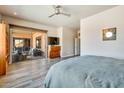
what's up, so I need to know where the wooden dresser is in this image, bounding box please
[48,45,61,59]
[0,21,9,75]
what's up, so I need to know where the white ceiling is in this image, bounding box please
[0,5,116,30]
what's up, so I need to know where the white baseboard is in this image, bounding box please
[61,54,75,58]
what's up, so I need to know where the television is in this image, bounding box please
[48,37,59,45]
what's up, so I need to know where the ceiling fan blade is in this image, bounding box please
[61,13,71,17]
[48,13,56,18]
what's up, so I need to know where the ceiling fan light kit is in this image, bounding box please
[49,5,71,18]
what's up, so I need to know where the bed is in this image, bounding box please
[44,55,124,88]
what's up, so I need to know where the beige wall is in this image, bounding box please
[12,32,32,39]
[80,6,124,59]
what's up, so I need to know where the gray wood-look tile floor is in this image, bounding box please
[0,58,62,88]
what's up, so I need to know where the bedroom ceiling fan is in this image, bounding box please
[48,5,71,18]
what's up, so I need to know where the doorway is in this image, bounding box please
[9,25,47,63]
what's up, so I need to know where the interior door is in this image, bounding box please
[0,22,9,75]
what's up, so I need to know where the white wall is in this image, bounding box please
[80,6,124,59]
[57,27,63,56]
[3,16,58,37]
[58,27,77,57]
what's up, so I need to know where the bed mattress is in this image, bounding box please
[44,55,124,88]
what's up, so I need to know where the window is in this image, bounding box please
[15,39,24,47]
[13,38,30,48]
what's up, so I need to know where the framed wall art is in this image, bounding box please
[102,27,116,41]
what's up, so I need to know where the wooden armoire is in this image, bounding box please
[48,45,61,59]
[0,21,9,75]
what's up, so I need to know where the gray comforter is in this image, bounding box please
[44,55,124,88]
